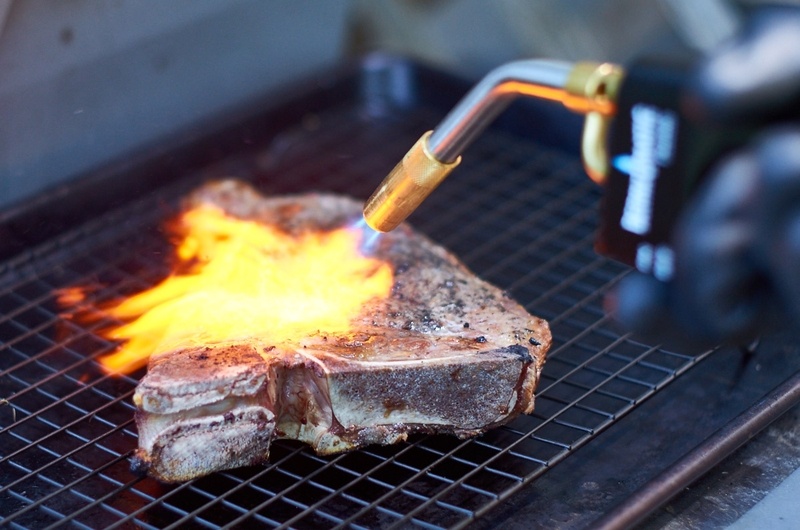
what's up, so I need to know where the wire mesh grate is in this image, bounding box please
[0,93,712,529]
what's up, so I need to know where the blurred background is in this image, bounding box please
[0,0,762,210]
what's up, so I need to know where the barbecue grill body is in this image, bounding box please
[1,55,799,529]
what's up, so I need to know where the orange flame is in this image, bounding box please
[63,204,393,374]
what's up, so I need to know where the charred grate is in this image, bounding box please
[0,77,713,528]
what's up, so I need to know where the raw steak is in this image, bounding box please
[131,180,550,482]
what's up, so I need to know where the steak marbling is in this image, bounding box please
[132,180,550,482]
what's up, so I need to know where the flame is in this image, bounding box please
[63,204,393,374]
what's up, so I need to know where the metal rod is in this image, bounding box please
[427,59,573,163]
[592,369,800,530]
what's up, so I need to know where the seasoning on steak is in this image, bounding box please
[131,180,550,482]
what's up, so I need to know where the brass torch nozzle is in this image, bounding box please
[362,59,625,233]
[363,131,461,232]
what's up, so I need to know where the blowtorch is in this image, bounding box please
[362,57,748,282]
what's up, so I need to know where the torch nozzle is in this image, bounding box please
[363,60,624,232]
[363,131,460,232]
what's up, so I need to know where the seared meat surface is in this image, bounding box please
[132,180,550,482]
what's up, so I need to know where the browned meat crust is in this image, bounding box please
[132,180,550,482]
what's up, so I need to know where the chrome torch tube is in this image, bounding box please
[363,59,623,232]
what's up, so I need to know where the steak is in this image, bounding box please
[132,180,550,482]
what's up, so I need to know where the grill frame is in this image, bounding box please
[2,54,800,529]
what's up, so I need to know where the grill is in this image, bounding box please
[2,55,800,529]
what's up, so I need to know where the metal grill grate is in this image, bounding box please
[0,65,716,529]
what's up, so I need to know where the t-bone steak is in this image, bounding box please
[131,180,550,482]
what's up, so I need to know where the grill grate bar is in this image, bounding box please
[0,233,170,389]
[538,328,638,396]
[0,367,137,461]
[1,315,71,362]
[9,502,94,530]
[261,437,463,530]
[0,181,173,285]
[0,318,112,378]
[0,289,55,328]
[103,476,205,530]
[107,480,236,530]
[156,443,326,529]
[269,495,348,530]
[33,461,142,530]
[433,163,582,247]
[2,445,136,528]
[513,243,616,325]
[0,413,135,499]
[456,174,595,266]
[385,342,706,530]
[539,378,634,411]
[0,341,121,435]
[332,441,485,528]
[466,364,718,527]
[476,209,597,286]
[215,447,419,530]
